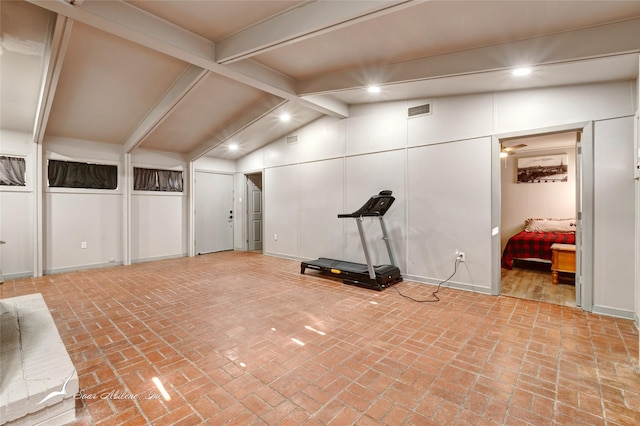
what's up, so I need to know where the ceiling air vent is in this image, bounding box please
[408,103,431,118]
[286,135,298,144]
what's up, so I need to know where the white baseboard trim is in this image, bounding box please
[591,304,635,320]
[401,274,493,295]
[0,271,34,282]
[131,253,186,264]
[263,251,303,262]
[43,261,122,276]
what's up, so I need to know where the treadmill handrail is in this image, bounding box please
[337,190,395,218]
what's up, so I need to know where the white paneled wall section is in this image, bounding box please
[238,81,637,318]
[131,149,188,263]
[0,130,36,279]
[264,164,300,258]
[592,117,635,317]
[406,138,493,292]
[298,158,345,262]
[44,137,123,274]
[0,81,637,321]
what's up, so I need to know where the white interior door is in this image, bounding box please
[195,172,233,254]
[246,174,263,251]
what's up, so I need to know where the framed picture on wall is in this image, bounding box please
[517,154,568,183]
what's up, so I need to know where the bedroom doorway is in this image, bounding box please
[497,130,582,307]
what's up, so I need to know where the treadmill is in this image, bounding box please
[300,190,402,291]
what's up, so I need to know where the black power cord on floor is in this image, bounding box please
[394,258,460,302]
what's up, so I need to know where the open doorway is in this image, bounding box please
[245,173,263,252]
[498,131,580,306]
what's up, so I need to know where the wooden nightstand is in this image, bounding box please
[551,243,576,284]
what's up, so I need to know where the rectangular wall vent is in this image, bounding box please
[286,135,298,144]
[408,103,431,117]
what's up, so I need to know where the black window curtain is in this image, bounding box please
[133,167,183,192]
[0,156,26,186]
[48,160,117,189]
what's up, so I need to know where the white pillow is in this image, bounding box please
[525,218,576,233]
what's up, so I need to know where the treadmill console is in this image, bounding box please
[338,190,395,218]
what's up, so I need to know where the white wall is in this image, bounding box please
[45,191,121,272]
[407,138,493,291]
[264,165,299,258]
[264,116,345,168]
[299,158,345,261]
[593,117,635,317]
[494,82,632,132]
[193,156,236,173]
[131,149,188,262]
[40,142,199,271]
[408,94,494,146]
[236,148,264,173]
[0,130,35,279]
[346,101,407,155]
[44,137,123,273]
[2,80,637,321]
[238,80,637,314]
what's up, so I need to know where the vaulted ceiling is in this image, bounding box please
[2,0,640,161]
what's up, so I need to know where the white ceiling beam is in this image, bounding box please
[33,14,73,144]
[299,94,347,118]
[31,13,73,279]
[74,0,215,62]
[188,96,286,162]
[299,94,349,118]
[26,0,349,118]
[224,59,348,117]
[298,18,640,95]
[216,0,415,64]
[123,65,209,153]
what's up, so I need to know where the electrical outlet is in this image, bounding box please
[456,250,465,262]
[81,242,87,249]
[274,234,278,241]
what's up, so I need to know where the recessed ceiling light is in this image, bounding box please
[512,67,532,76]
[228,143,239,151]
[367,85,381,94]
[279,112,291,122]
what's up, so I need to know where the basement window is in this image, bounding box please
[48,160,118,189]
[133,167,183,192]
[0,156,26,186]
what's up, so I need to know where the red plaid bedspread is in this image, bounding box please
[501,231,575,269]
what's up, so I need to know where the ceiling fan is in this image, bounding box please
[500,143,527,157]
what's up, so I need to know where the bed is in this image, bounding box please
[501,218,576,270]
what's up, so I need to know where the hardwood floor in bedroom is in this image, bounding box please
[500,260,576,307]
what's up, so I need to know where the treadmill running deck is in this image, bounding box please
[301,257,402,291]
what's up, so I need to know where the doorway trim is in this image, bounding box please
[491,121,593,312]
[244,172,264,252]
